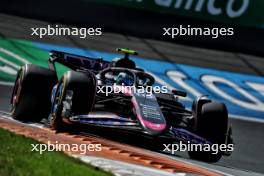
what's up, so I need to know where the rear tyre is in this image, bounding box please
[50,71,96,132]
[11,64,57,122]
[188,102,228,162]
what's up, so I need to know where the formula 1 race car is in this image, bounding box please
[10,48,233,162]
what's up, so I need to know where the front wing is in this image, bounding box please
[64,112,213,146]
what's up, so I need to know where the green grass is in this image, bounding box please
[0,128,113,176]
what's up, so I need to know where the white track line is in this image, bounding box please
[0,81,14,86]
[75,155,187,176]
[0,56,20,69]
[0,47,30,64]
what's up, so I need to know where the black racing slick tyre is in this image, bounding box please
[11,64,57,122]
[50,71,96,132]
[188,102,228,163]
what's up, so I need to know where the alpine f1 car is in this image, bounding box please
[10,48,233,162]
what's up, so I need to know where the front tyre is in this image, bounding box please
[50,71,96,132]
[188,102,228,162]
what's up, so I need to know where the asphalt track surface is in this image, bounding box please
[0,14,264,174]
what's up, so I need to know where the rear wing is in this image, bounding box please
[48,50,110,73]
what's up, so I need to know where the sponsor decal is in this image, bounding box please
[131,0,250,18]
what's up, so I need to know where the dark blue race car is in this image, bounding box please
[10,48,233,162]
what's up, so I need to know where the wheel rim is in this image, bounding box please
[50,82,64,129]
[12,78,20,105]
[11,70,22,112]
[52,83,63,114]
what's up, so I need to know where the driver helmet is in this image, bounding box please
[111,57,136,69]
[115,72,134,86]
